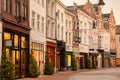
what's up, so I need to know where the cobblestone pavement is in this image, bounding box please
[17,67,120,80]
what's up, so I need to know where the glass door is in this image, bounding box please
[12,50,20,78]
[12,50,26,78]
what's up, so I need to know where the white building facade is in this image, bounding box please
[98,30,110,68]
[77,9,97,69]
[30,0,46,75]
[56,0,66,71]
[65,9,74,70]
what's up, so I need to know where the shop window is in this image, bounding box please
[67,55,71,67]
[4,32,11,40]
[21,36,27,48]
[6,48,11,58]
[32,42,44,66]
[14,34,18,47]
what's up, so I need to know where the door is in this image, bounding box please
[12,50,26,78]
[80,57,84,69]
[58,54,60,71]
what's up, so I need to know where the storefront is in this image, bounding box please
[97,49,104,68]
[110,52,116,67]
[47,41,56,71]
[89,53,97,68]
[104,52,110,67]
[3,31,29,78]
[80,53,88,69]
[31,42,44,75]
[56,41,66,71]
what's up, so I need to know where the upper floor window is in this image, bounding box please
[69,33,72,44]
[57,10,60,20]
[61,13,63,22]
[22,0,28,20]
[31,11,36,28]
[42,0,44,7]
[4,0,12,14]
[47,0,50,15]
[37,0,40,4]
[61,26,63,40]
[51,2,55,17]
[51,23,54,37]
[37,14,40,31]
[41,17,45,33]
[58,24,60,39]
[66,19,68,28]
[14,0,20,17]
[69,21,71,29]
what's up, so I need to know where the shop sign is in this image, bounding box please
[5,40,12,47]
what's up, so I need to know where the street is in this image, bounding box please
[20,67,120,80]
[69,68,120,80]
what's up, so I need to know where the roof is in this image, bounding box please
[67,4,98,13]
[102,13,110,21]
[67,6,74,13]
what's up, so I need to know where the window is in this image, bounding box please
[51,23,54,37]
[4,0,11,14]
[31,11,35,28]
[22,0,28,20]
[41,0,44,7]
[58,24,60,39]
[32,42,44,66]
[37,14,40,31]
[86,9,91,14]
[61,26,63,40]
[47,21,50,36]
[51,2,55,17]
[69,33,71,44]
[69,21,71,29]
[14,34,18,47]
[21,36,27,48]
[47,0,50,15]
[37,0,40,4]
[66,19,68,28]
[66,32,68,43]
[14,0,20,17]
[4,32,11,40]
[61,13,63,22]
[57,10,60,20]
[41,17,44,33]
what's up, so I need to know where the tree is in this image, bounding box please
[44,52,54,75]
[28,50,40,77]
[1,47,15,80]
[71,55,77,71]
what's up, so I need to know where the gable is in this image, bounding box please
[82,2,97,19]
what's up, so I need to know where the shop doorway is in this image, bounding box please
[80,57,84,69]
[12,50,26,78]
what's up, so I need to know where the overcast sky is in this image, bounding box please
[60,0,120,25]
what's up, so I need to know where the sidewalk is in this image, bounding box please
[17,68,113,80]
